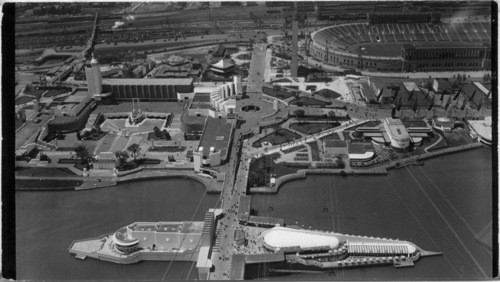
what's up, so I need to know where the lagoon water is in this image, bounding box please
[16,179,219,280]
[250,147,493,280]
[16,148,493,280]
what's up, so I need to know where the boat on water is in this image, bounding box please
[413,161,424,166]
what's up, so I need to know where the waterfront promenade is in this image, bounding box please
[15,168,224,193]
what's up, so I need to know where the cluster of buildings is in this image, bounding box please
[356,77,491,111]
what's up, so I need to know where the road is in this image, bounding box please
[209,43,271,280]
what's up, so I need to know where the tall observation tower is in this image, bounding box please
[291,20,298,78]
[85,54,102,97]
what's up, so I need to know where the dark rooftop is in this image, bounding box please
[230,254,246,280]
[198,117,233,158]
[192,93,211,103]
[237,195,251,222]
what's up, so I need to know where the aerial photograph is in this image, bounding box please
[10,1,495,281]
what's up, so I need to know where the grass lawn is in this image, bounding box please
[44,89,71,97]
[15,119,25,131]
[290,96,330,107]
[16,179,83,189]
[290,122,340,135]
[320,132,341,141]
[315,88,342,99]
[348,120,381,130]
[15,167,77,177]
[24,89,46,97]
[252,129,301,148]
[443,128,473,147]
[15,96,36,105]
[149,146,186,152]
[307,141,321,161]
[426,132,449,152]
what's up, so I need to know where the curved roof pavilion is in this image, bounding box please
[261,227,340,250]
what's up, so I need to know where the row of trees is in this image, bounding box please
[293,109,343,120]
[73,143,142,168]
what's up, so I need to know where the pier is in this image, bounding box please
[66,43,449,280]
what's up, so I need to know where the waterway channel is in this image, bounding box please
[16,147,493,280]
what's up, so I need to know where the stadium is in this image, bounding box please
[309,13,491,72]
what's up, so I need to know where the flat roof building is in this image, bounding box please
[102,78,194,101]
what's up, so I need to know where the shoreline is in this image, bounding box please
[249,143,486,194]
[15,143,486,193]
[15,168,224,193]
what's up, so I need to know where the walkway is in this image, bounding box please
[243,119,366,158]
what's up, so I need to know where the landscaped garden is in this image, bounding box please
[147,126,172,141]
[148,146,186,152]
[15,167,77,177]
[43,88,71,97]
[290,122,340,135]
[262,85,296,100]
[315,88,342,99]
[247,153,299,188]
[16,179,83,189]
[23,86,47,98]
[307,141,321,161]
[443,128,473,147]
[15,96,37,105]
[320,132,342,141]
[426,132,449,152]
[252,128,301,148]
[235,53,252,60]
[290,96,331,107]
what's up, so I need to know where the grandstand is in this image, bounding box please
[310,13,491,72]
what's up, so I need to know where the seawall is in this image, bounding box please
[248,143,484,194]
[249,167,387,194]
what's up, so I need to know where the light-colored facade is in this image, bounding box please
[112,221,204,252]
[383,118,411,149]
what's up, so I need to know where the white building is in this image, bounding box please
[383,118,410,149]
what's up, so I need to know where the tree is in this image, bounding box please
[74,145,92,165]
[294,109,305,118]
[153,126,162,139]
[163,129,171,140]
[424,80,433,90]
[115,151,129,167]
[328,111,336,120]
[127,143,141,161]
[39,153,51,163]
[483,73,491,83]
